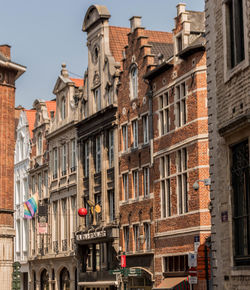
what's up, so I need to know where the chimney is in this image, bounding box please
[177,3,186,16]
[0,45,11,59]
[130,16,142,32]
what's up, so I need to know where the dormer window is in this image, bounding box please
[130,66,138,100]
[61,96,66,120]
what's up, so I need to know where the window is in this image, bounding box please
[44,171,48,197]
[37,133,42,155]
[164,255,188,273]
[142,114,149,144]
[143,167,150,197]
[61,199,67,241]
[62,144,67,176]
[61,97,66,120]
[94,193,101,223]
[94,87,101,112]
[71,197,76,235]
[109,130,114,168]
[53,148,58,179]
[84,142,89,177]
[225,0,245,69]
[161,155,171,217]
[107,86,112,105]
[38,173,42,198]
[132,170,139,199]
[176,83,187,127]
[32,176,36,194]
[108,190,115,222]
[124,226,130,252]
[23,219,28,252]
[144,223,150,250]
[132,120,138,148]
[177,35,182,53]
[123,173,129,201]
[23,178,28,201]
[19,135,24,160]
[71,139,76,172]
[122,124,128,152]
[95,136,101,173]
[130,66,138,99]
[159,92,170,135]
[16,180,20,205]
[176,148,188,214]
[231,140,250,265]
[53,202,58,241]
[133,224,140,251]
[16,219,20,252]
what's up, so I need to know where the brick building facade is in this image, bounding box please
[206,0,250,288]
[0,45,26,289]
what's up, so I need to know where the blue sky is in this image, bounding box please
[0,0,204,109]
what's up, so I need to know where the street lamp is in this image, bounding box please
[193,178,211,191]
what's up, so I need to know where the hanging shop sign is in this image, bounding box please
[76,230,106,241]
[38,222,48,234]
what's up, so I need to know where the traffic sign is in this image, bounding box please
[109,269,123,275]
[188,253,197,267]
[124,268,141,277]
[188,267,197,277]
[189,276,198,284]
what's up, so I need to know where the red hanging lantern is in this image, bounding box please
[78,208,88,217]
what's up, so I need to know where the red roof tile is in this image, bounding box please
[24,110,36,138]
[109,26,173,67]
[70,78,84,87]
[45,101,56,119]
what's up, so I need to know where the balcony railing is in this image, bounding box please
[53,241,58,253]
[71,166,77,173]
[62,239,67,251]
[53,173,58,179]
[71,238,76,251]
[61,170,67,176]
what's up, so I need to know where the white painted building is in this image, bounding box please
[14,109,36,290]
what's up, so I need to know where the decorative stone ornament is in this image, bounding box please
[78,208,88,217]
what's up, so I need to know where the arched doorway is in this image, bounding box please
[40,269,49,290]
[60,267,70,290]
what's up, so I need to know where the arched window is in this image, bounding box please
[61,97,66,120]
[37,133,42,155]
[130,66,138,99]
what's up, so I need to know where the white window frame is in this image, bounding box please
[159,91,170,136]
[143,167,150,197]
[142,114,149,144]
[130,66,138,100]
[123,173,129,201]
[132,170,139,199]
[122,124,128,152]
[176,148,188,214]
[160,155,171,218]
[132,119,138,148]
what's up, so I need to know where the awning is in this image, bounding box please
[78,281,116,286]
[153,277,189,290]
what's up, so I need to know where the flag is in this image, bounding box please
[24,193,39,219]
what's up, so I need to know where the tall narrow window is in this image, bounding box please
[132,170,139,199]
[71,139,76,172]
[144,223,151,250]
[225,0,245,68]
[130,66,138,99]
[231,140,250,265]
[16,219,20,252]
[95,136,101,173]
[159,92,170,135]
[53,148,58,179]
[176,82,187,127]
[109,130,114,168]
[53,202,58,242]
[124,226,130,252]
[94,193,101,223]
[61,97,66,120]
[122,125,128,152]
[108,190,115,222]
[23,219,28,252]
[132,120,138,148]
[61,199,67,243]
[142,114,149,144]
[62,144,67,176]
[32,176,36,194]
[38,173,42,198]
[84,142,89,177]
[23,178,28,201]
[37,133,42,155]
[16,180,20,205]
[161,155,171,217]
[123,173,129,201]
[143,167,150,197]
[176,148,188,214]
[44,171,48,198]
[94,87,101,112]
[71,197,76,236]
[133,224,140,252]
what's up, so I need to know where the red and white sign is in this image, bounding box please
[188,267,197,277]
[38,223,48,234]
[121,255,126,268]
